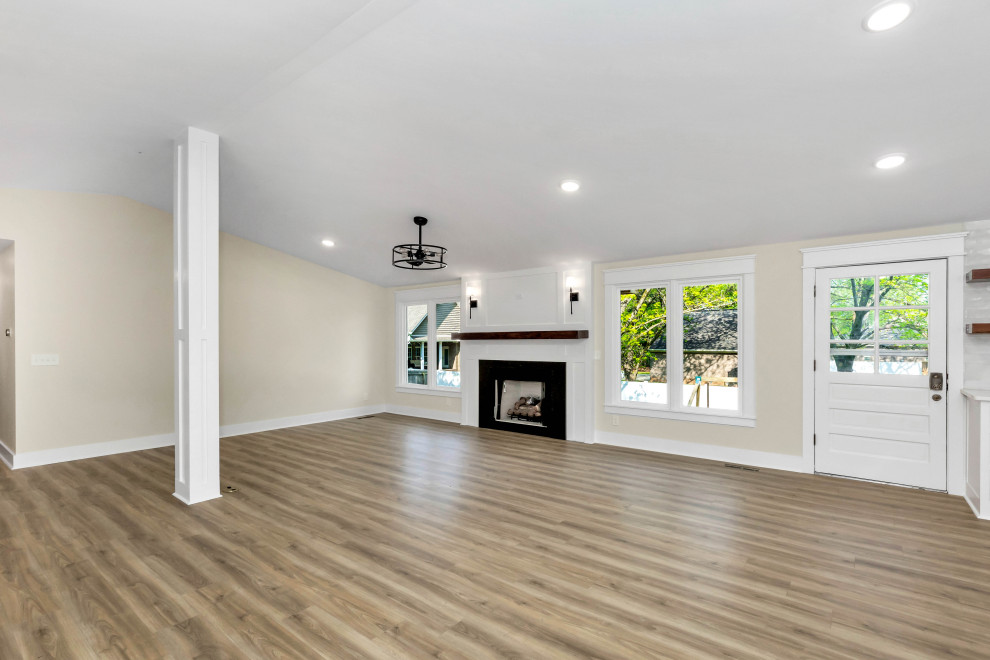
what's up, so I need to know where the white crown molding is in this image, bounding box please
[394,284,460,302]
[594,430,807,473]
[603,254,756,286]
[800,232,967,269]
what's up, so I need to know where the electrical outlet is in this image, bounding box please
[31,354,59,366]
[611,415,620,426]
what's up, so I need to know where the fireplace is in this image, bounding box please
[478,360,566,440]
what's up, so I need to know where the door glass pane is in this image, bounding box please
[681,283,739,410]
[879,274,929,306]
[879,344,929,375]
[435,301,461,388]
[831,277,875,308]
[405,304,428,385]
[830,343,875,373]
[878,309,928,340]
[619,287,668,404]
[830,310,875,340]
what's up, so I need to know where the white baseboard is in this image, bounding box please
[965,491,981,519]
[220,404,387,438]
[11,432,176,470]
[0,438,13,469]
[594,430,807,473]
[4,405,393,469]
[964,483,988,519]
[385,404,462,424]
[173,491,222,505]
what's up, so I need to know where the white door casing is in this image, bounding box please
[814,260,947,490]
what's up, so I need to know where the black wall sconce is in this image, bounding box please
[566,277,580,315]
[467,287,479,319]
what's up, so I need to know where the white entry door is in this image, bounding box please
[815,260,947,490]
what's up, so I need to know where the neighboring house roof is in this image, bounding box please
[409,302,461,340]
[408,307,427,337]
[650,309,737,352]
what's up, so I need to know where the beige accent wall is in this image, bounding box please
[386,280,463,415]
[595,223,964,456]
[0,189,173,453]
[0,244,15,451]
[219,233,390,426]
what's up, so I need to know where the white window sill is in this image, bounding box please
[395,386,462,398]
[604,404,756,427]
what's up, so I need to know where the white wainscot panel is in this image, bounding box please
[486,272,559,326]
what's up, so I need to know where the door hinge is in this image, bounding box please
[813,284,817,297]
[813,359,816,371]
[813,433,817,446]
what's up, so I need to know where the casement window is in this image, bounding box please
[395,285,462,396]
[604,256,756,426]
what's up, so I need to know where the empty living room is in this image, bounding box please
[4,1,990,658]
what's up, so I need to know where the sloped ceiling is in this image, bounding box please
[2,0,989,285]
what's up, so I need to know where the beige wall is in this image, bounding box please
[0,244,14,451]
[0,190,173,453]
[219,233,390,426]
[0,189,394,455]
[0,187,963,461]
[595,223,964,456]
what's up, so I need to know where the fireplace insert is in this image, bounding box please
[478,360,566,440]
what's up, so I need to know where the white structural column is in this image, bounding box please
[173,127,221,505]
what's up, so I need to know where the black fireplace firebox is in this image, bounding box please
[478,360,566,440]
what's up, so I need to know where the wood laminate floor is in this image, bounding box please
[2,414,990,659]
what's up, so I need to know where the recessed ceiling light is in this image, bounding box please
[864,2,912,32]
[875,153,907,169]
[560,180,580,193]
[321,239,335,247]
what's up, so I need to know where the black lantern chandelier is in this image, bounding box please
[392,216,447,270]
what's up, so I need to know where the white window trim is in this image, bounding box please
[603,255,756,426]
[395,284,462,397]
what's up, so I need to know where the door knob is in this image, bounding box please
[932,394,942,401]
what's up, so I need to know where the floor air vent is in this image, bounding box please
[356,415,376,419]
[724,464,760,472]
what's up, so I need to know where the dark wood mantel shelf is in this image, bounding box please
[452,330,589,341]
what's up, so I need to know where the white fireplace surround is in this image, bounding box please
[459,265,594,442]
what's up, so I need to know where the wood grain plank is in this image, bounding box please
[0,413,988,658]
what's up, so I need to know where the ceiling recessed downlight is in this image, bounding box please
[321,239,335,247]
[560,180,580,193]
[864,2,912,32]
[875,153,907,169]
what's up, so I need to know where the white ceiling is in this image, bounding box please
[3,0,989,286]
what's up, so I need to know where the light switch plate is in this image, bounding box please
[31,354,59,366]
